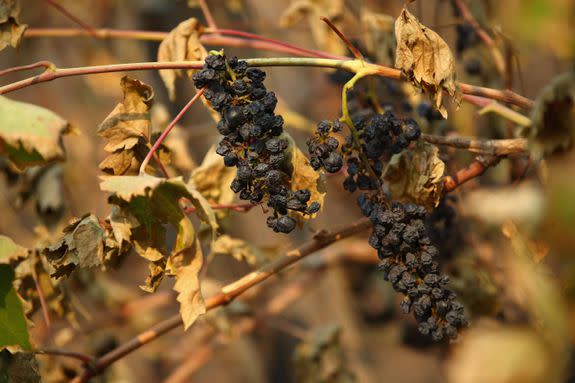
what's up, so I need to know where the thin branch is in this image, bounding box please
[24,27,167,41]
[0,57,534,109]
[42,0,97,36]
[198,0,218,30]
[31,272,51,330]
[184,202,257,214]
[443,156,501,192]
[0,61,54,77]
[140,87,206,175]
[320,17,364,61]
[420,134,529,156]
[34,349,94,365]
[71,217,373,383]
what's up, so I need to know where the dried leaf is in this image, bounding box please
[41,214,124,279]
[383,141,445,208]
[361,9,395,66]
[286,134,326,219]
[0,96,71,170]
[279,0,346,56]
[212,234,266,266]
[0,0,27,51]
[169,217,205,329]
[394,8,459,118]
[526,72,574,157]
[189,145,236,209]
[101,175,216,294]
[0,265,30,352]
[97,76,155,175]
[157,18,207,100]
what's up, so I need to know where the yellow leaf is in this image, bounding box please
[189,145,236,208]
[383,141,445,208]
[0,0,27,51]
[394,8,459,118]
[157,18,207,100]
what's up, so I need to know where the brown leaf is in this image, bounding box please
[0,0,27,51]
[157,18,207,100]
[361,9,395,66]
[279,0,346,56]
[97,76,155,175]
[383,141,445,208]
[168,217,205,329]
[189,145,236,209]
[394,8,459,118]
[285,133,326,220]
[526,72,574,157]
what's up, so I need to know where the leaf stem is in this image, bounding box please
[140,87,206,176]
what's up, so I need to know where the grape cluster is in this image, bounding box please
[306,120,344,173]
[341,112,421,192]
[192,54,319,233]
[357,194,467,340]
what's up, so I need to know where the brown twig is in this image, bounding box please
[320,17,364,61]
[420,134,529,156]
[34,349,94,365]
[70,217,373,382]
[443,156,501,192]
[184,202,257,214]
[197,0,218,30]
[31,272,51,330]
[42,0,97,36]
[0,61,54,77]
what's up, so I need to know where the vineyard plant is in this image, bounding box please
[0,0,574,382]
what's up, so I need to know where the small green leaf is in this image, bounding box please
[0,265,30,351]
[0,96,71,170]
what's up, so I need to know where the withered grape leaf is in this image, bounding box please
[0,0,27,51]
[394,8,459,118]
[157,18,207,100]
[383,141,445,208]
[526,72,574,157]
[189,145,236,214]
[0,265,30,352]
[0,96,71,170]
[279,0,346,56]
[212,234,266,266]
[97,76,155,175]
[168,217,205,330]
[286,134,326,220]
[42,214,123,279]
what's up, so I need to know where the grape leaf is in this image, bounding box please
[157,18,207,100]
[42,214,126,279]
[0,265,30,352]
[0,0,27,51]
[526,72,574,157]
[394,8,459,118]
[383,141,445,208]
[361,8,395,66]
[279,0,346,55]
[212,234,266,266]
[0,96,71,170]
[0,235,27,264]
[97,76,156,175]
[189,145,236,217]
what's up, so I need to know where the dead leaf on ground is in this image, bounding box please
[394,8,459,118]
[0,0,28,51]
[157,18,207,100]
[279,0,346,56]
[383,141,445,208]
[0,96,71,170]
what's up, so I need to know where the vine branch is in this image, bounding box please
[421,134,528,155]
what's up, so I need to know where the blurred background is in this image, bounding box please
[0,0,574,382]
